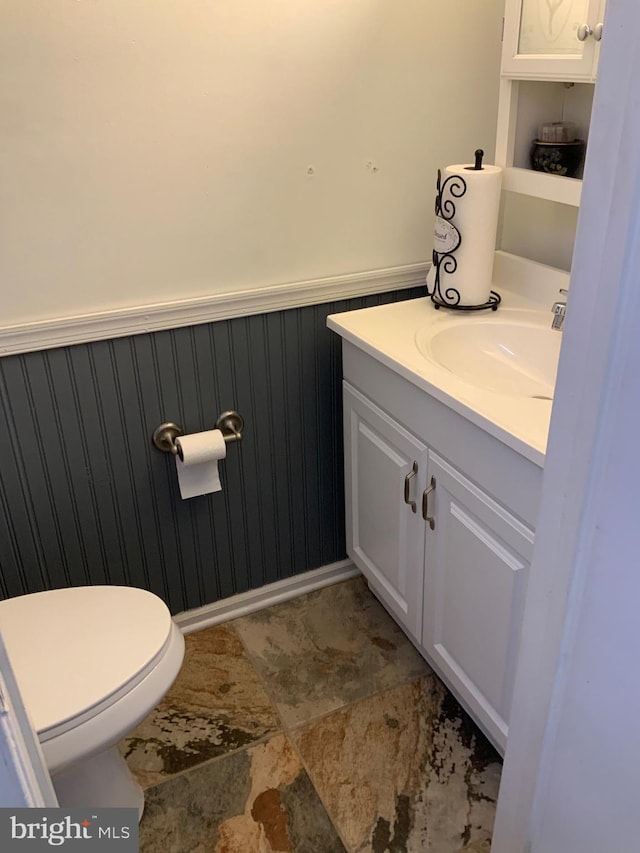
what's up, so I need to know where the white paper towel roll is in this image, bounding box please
[175,429,227,499]
[433,162,502,306]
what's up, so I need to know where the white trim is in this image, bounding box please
[0,630,57,806]
[501,167,582,207]
[173,560,360,635]
[492,1,640,849]
[0,264,428,357]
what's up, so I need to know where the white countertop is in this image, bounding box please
[328,283,559,468]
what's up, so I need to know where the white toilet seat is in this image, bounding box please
[42,620,184,774]
[0,585,185,774]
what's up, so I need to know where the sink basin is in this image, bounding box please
[415,313,561,398]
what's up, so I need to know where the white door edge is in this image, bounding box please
[492,1,640,849]
[0,629,57,807]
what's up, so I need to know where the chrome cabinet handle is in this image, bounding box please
[404,462,418,513]
[577,23,593,41]
[593,22,603,41]
[422,476,436,529]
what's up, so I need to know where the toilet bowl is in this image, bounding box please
[0,585,185,815]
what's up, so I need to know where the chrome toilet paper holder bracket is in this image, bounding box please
[152,411,244,460]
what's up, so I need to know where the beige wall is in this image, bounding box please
[1,0,503,325]
[499,193,578,271]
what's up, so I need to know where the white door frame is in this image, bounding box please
[0,629,57,806]
[492,0,640,849]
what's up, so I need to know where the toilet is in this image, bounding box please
[0,585,185,815]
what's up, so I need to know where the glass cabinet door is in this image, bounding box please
[502,0,605,80]
[518,0,590,56]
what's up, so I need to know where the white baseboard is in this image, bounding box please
[173,560,360,635]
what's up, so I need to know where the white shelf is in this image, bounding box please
[502,166,582,207]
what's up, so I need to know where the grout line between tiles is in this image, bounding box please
[282,674,442,853]
[139,723,285,795]
[228,620,354,851]
[286,735,354,853]
[230,613,432,735]
[227,617,436,853]
[226,621,289,729]
[135,586,500,851]
[144,615,358,851]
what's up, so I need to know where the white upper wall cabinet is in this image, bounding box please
[502,0,606,81]
[495,78,592,207]
[496,0,607,213]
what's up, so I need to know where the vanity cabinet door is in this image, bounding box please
[343,382,428,643]
[501,0,606,81]
[421,452,534,751]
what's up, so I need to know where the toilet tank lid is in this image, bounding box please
[0,585,174,735]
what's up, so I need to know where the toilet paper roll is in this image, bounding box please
[433,162,502,306]
[175,429,227,499]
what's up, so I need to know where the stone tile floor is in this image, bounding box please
[120,577,501,852]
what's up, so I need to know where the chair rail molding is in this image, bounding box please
[0,263,429,356]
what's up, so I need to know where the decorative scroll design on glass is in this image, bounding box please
[427,169,501,312]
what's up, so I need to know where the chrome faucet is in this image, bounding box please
[551,288,568,330]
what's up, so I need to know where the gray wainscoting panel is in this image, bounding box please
[0,288,423,614]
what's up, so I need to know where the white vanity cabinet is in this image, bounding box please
[421,452,533,749]
[344,383,428,644]
[341,343,542,753]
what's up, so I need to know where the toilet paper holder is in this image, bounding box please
[152,411,244,460]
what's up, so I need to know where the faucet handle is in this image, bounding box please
[552,287,568,312]
[551,303,566,329]
[551,287,568,330]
